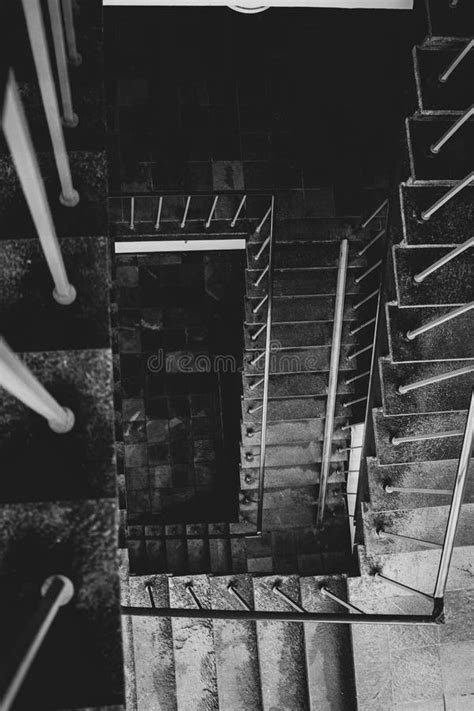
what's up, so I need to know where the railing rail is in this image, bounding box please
[430,105,474,154]
[420,171,474,221]
[439,38,474,83]
[316,239,349,527]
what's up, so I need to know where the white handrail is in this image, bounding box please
[47,0,78,128]
[2,74,76,306]
[21,0,79,206]
[61,0,82,66]
[0,338,75,433]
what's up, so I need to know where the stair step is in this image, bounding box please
[240,488,317,531]
[415,46,473,112]
[241,417,349,446]
[372,407,467,464]
[165,525,188,574]
[275,216,358,241]
[243,395,351,422]
[394,245,474,305]
[168,575,219,711]
[248,239,365,268]
[407,116,474,181]
[246,267,365,297]
[0,349,115,504]
[240,441,347,468]
[425,0,474,40]
[300,575,357,710]
[209,575,262,710]
[362,501,474,554]
[252,576,310,710]
[208,523,232,574]
[242,372,354,400]
[186,524,210,573]
[367,456,474,511]
[380,357,474,415]
[240,464,346,491]
[387,302,474,361]
[244,321,356,350]
[244,345,355,375]
[246,294,358,322]
[401,183,474,245]
[128,575,177,711]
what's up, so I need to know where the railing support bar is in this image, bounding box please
[60,0,82,66]
[439,39,474,83]
[431,105,474,153]
[154,196,163,230]
[378,529,441,549]
[3,74,76,306]
[320,587,365,614]
[392,429,463,446]
[360,199,388,229]
[255,205,272,234]
[21,0,79,206]
[47,0,78,128]
[374,573,433,601]
[316,239,348,527]
[399,364,474,395]
[227,584,252,611]
[406,302,474,340]
[185,583,203,609]
[358,228,386,257]
[421,171,474,221]
[205,195,219,229]
[272,585,306,613]
[231,195,246,227]
[414,236,474,283]
[180,196,191,229]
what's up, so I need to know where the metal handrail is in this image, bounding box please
[439,38,474,83]
[420,171,474,221]
[414,236,474,283]
[61,0,82,66]
[406,301,474,340]
[316,239,349,527]
[47,0,78,128]
[430,106,474,154]
[256,196,275,534]
[433,390,474,601]
[0,576,74,711]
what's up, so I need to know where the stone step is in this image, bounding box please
[362,501,474,555]
[240,417,349,446]
[209,575,262,710]
[386,302,474,362]
[414,46,473,112]
[407,116,474,181]
[0,150,107,239]
[400,183,474,245]
[252,576,310,710]
[425,0,474,40]
[0,349,115,505]
[244,320,356,350]
[300,576,357,710]
[245,294,358,322]
[0,236,111,352]
[244,345,355,375]
[240,463,346,491]
[240,441,347,468]
[128,574,177,711]
[243,395,350,423]
[0,500,123,709]
[372,407,467,464]
[168,575,219,711]
[366,456,474,511]
[246,267,365,297]
[248,239,365,268]
[242,371,354,400]
[394,245,474,305]
[239,488,317,531]
[380,357,474,415]
[275,217,358,241]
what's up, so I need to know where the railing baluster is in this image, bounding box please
[320,587,365,614]
[0,575,74,711]
[431,105,474,154]
[377,529,442,549]
[250,324,267,341]
[420,171,474,220]
[249,378,264,391]
[352,289,378,311]
[2,74,76,305]
[21,0,79,206]
[357,228,385,257]
[145,583,156,608]
[185,582,202,609]
[61,0,82,66]
[205,195,219,229]
[433,390,474,600]
[414,236,474,283]
[345,370,370,385]
[47,0,78,127]
[255,205,272,234]
[227,584,252,611]
[398,363,474,395]
[439,38,474,83]
[350,317,376,336]
[180,196,191,229]
[231,195,246,227]
[154,196,163,230]
[0,338,75,433]
[343,395,368,408]
[272,584,306,612]
[254,264,269,287]
[129,197,135,231]
[384,485,452,495]
[406,302,474,340]
[374,573,433,601]
[355,259,382,284]
[248,403,263,415]
[360,198,388,230]
[392,429,463,446]
[348,343,372,361]
[249,351,265,367]
[252,294,269,314]
[316,239,348,528]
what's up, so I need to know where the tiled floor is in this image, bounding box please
[114,251,244,524]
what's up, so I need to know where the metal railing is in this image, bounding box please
[439,38,474,83]
[430,105,474,154]
[420,171,474,221]
[414,236,474,283]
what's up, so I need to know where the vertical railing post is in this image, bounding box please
[316,239,349,527]
[433,390,474,603]
[256,197,275,535]
[21,0,79,206]
[0,575,74,711]
[47,0,78,128]
[61,0,82,66]
[2,74,76,305]
[0,338,75,433]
